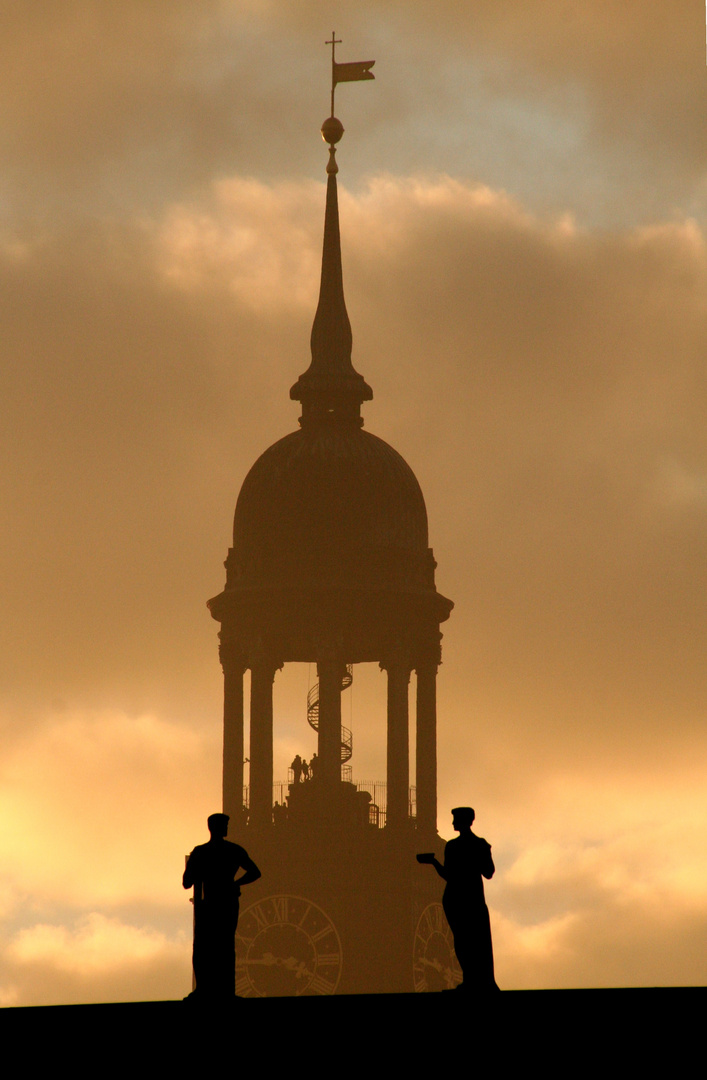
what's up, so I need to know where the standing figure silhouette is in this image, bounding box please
[418,806,498,992]
[183,813,261,1000]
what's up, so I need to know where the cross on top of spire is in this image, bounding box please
[326,32,342,117]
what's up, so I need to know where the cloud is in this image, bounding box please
[0,708,203,1004]
[398,1,707,185]
[1,3,702,227]
[493,901,707,989]
[2,913,189,1005]
[0,709,219,906]
[155,177,322,311]
[484,762,707,987]
[9,912,181,973]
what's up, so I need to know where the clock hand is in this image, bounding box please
[418,955,458,984]
[418,956,444,972]
[279,956,314,978]
[245,952,315,979]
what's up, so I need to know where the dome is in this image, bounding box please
[229,423,435,592]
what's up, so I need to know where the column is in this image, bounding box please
[249,653,278,828]
[383,651,411,829]
[415,657,438,837]
[221,642,247,826]
[317,655,345,787]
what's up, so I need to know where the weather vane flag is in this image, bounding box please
[326,32,375,116]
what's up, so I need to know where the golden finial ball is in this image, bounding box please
[321,116,344,145]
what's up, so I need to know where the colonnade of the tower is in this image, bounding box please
[219,644,439,834]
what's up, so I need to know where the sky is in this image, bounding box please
[1,1,706,1003]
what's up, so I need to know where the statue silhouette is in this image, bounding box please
[183,813,261,1000]
[418,807,499,993]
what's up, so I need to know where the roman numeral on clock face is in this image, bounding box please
[248,903,269,931]
[316,952,340,966]
[308,972,337,995]
[271,896,288,922]
[311,925,335,943]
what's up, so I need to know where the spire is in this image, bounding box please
[290,117,373,427]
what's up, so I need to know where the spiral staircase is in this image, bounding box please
[307,664,353,769]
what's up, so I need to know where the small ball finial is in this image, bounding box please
[321,116,344,145]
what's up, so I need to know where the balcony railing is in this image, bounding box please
[241,781,417,828]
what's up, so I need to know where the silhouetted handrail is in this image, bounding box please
[240,781,417,828]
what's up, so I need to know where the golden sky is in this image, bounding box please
[1,1,706,1003]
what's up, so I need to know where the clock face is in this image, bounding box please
[235,895,343,997]
[413,902,462,993]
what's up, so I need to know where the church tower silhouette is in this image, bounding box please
[207,109,455,995]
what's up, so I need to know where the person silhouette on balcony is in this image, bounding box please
[183,813,261,1000]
